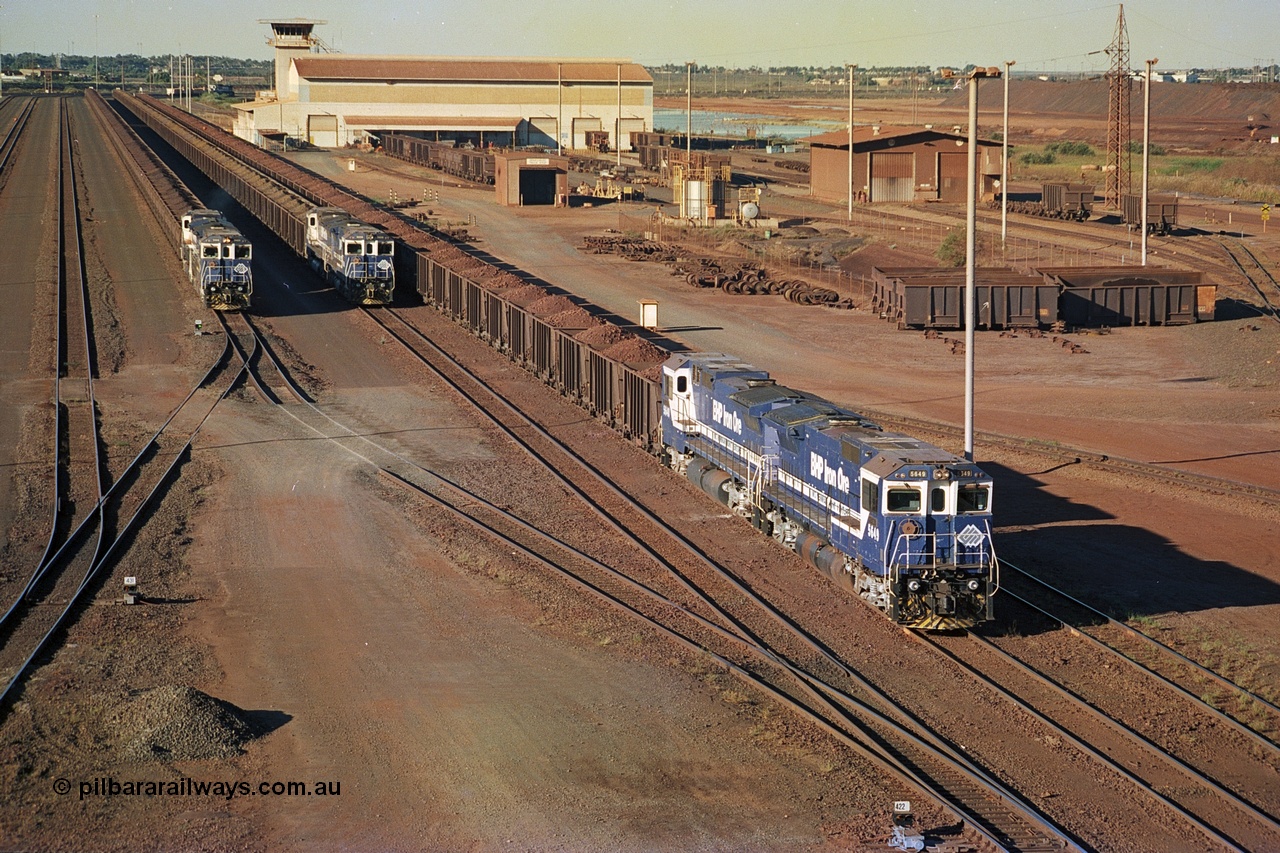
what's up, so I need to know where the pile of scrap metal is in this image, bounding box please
[580,234,678,262]
[677,259,852,308]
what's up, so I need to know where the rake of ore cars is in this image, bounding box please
[179,207,997,630]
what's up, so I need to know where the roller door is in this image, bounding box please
[572,117,601,150]
[618,118,646,151]
[938,152,967,203]
[307,114,338,148]
[870,152,914,203]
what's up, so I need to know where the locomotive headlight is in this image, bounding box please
[967,579,981,592]
[906,579,922,592]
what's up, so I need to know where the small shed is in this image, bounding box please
[806,125,1002,205]
[493,151,570,207]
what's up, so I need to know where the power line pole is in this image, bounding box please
[1104,4,1132,209]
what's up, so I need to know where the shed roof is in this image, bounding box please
[804,125,999,149]
[293,57,653,85]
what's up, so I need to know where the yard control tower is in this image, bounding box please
[261,18,326,99]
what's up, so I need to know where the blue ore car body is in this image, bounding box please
[661,353,997,630]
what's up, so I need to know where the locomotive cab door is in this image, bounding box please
[664,363,696,433]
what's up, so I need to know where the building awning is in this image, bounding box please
[343,115,522,131]
[235,99,282,111]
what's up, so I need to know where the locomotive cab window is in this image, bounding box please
[676,375,688,394]
[931,487,947,513]
[345,242,362,255]
[202,245,218,258]
[886,487,921,513]
[222,245,234,258]
[236,245,251,259]
[958,485,990,512]
[861,478,878,513]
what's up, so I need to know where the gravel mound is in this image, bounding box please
[109,686,258,762]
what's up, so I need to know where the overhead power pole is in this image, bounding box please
[1104,4,1132,209]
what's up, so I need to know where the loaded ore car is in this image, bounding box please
[304,207,396,305]
[662,353,997,630]
[180,209,253,310]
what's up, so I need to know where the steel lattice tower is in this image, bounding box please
[1104,5,1132,208]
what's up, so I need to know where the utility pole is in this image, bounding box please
[1142,58,1157,265]
[946,66,1002,462]
[847,63,856,221]
[686,61,694,157]
[1001,60,1015,250]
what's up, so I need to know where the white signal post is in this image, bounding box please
[847,63,857,221]
[959,66,1002,462]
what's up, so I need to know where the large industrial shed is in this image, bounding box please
[234,21,653,151]
[806,126,1003,204]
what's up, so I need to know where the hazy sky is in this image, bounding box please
[4,0,1276,72]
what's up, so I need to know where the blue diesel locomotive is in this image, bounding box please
[662,353,997,630]
[305,207,396,305]
[180,209,253,310]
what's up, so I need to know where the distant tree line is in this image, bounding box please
[1,52,271,86]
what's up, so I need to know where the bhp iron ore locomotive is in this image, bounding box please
[662,353,997,630]
[180,209,253,310]
[304,207,396,305]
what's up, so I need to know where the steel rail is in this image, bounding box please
[868,408,1280,510]
[231,308,1080,853]
[0,336,244,714]
[1215,237,1280,325]
[1000,560,1280,749]
[0,96,37,183]
[918,629,1275,851]
[354,309,1083,850]
[382,467,1076,853]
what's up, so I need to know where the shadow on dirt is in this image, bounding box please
[983,461,1280,635]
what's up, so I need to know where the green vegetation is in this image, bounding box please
[1019,150,1057,165]
[1047,140,1095,157]
[1127,141,1167,156]
[937,229,965,265]
[1157,156,1224,174]
[1011,143,1280,203]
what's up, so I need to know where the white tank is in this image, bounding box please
[683,180,707,220]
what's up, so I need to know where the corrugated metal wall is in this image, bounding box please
[870,152,913,203]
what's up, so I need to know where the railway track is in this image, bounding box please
[0,97,246,717]
[96,86,1275,848]
[916,623,1280,851]
[353,306,1084,851]
[0,96,37,188]
[867,409,1280,512]
[1001,560,1280,742]
[1215,236,1280,325]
